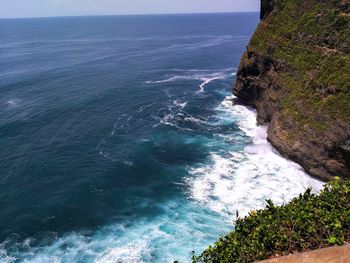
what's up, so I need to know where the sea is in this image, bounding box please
[0,13,323,262]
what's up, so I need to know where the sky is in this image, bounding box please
[0,0,260,18]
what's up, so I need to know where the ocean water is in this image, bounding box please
[0,14,323,262]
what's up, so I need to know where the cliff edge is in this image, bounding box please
[234,0,350,180]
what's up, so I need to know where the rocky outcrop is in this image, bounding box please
[234,0,350,180]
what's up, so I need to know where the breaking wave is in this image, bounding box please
[186,96,324,218]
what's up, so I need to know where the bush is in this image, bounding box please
[192,179,350,263]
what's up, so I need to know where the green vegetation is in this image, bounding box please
[191,1,350,262]
[192,179,350,263]
[250,0,350,131]
[190,2,350,261]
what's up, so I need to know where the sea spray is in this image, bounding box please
[186,95,323,218]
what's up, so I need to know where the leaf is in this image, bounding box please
[328,236,337,245]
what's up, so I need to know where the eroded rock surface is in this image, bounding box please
[234,0,350,180]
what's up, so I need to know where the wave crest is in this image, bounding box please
[186,96,324,218]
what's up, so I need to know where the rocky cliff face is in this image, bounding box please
[234,0,350,180]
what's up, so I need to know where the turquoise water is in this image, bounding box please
[0,13,323,262]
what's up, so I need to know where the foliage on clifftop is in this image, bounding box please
[250,0,350,129]
[192,179,350,263]
[233,0,350,179]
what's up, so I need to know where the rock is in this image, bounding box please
[234,0,350,180]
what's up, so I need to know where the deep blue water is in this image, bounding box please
[0,13,323,262]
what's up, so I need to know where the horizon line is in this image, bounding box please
[0,10,260,20]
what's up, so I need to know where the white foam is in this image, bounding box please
[184,116,208,125]
[187,95,324,218]
[145,76,184,84]
[0,244,16,263]
[2,203,229,263]
[95,241,149,263]
[149,69,237,132]
[172,100,187,109]
[1,79,325,263]
[197,73,230,93]
[146,69,236,94]
[6,98,21,108]
[156,113,176,127]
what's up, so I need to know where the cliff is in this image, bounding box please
[234,0,350,180]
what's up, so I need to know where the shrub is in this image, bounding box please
[192,179,350,263]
